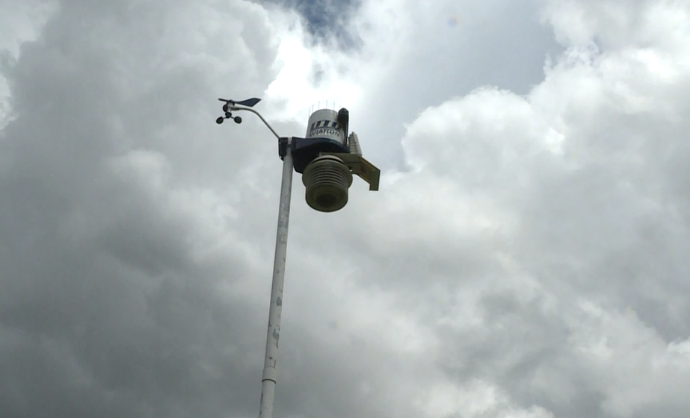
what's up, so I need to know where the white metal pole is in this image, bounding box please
[259,141,293,418]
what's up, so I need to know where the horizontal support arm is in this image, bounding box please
[230,105,281,141]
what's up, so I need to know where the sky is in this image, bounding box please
[1,0,690,417]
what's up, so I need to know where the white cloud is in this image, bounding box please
[2,0,690,417]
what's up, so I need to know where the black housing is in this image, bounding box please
[279,137,349,173]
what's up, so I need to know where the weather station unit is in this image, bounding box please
[215,96,380,418]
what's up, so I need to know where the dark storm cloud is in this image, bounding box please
[263,0,362,48]
[0,1,435,417]
[292,0,360,45]
[0,1,284,416]
[3,0,690,417]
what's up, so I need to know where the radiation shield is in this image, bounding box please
[318,152,380,191]
[302,155,353,212]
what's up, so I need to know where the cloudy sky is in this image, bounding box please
[1,0,690,417]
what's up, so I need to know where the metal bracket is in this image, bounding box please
[319,152,380,191]
[278,137,289,160]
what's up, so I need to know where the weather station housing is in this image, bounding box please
[214,96,380,418]
[281,106,380,212]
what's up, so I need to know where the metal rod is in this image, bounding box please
[231,105,282,140]
[258,141,293,418]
